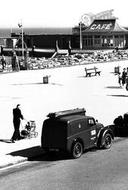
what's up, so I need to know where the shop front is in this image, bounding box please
[80,19,128,50]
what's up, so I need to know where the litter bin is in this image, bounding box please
[43,76,49,84]
[114,66,120,74]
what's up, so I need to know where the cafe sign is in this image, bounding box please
[90,23,113,30]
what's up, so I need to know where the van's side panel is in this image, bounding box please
[66,119,92,152]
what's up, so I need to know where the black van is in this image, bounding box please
[41,108,114,158]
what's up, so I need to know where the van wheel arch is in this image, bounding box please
[97,132,113,149]
[71,139,84,159]
[102,133,113,149]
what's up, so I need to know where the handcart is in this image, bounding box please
[21,120,38,138]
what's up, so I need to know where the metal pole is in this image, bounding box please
[80,22,82,50]
[21,26,24,60]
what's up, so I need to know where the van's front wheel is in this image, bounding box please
[103,133,112,149]
[71,141,83,159]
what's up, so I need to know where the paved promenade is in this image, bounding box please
[0,59,128,169]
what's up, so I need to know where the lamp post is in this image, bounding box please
[18,22,24,60]
[79,21,82,50]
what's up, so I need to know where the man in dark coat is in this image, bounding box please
[11,104,24,143]
[122,68,127,86]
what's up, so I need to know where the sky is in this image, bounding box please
[0,0,128,28]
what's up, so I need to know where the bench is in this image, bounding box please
[85,67,101,77]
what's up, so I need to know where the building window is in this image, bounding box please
[94,35,101,45]
[102,36,113,47]
[114,35,125,48]
[83,35,93,48]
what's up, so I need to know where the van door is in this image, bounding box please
[69,119,90,149]
[87,118,97,147]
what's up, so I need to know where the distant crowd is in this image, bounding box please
[118,67,128,90]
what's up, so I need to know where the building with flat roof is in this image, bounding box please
[0,10,128,57]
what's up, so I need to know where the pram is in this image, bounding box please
[20,120,38,138]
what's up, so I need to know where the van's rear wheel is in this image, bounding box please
[71,142,83,159]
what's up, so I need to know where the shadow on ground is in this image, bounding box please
[12,82,63,86]
[78,75,100,78]
[107,94,128,97]
[9,146,71,161]
[9,145,98,162]
[105,86,122,89]
[0,139,12,143]
[77,75,86,78]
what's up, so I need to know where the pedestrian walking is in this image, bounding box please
[1,55,6,70]
[126,77,128,91]
[118,73,122,87]
[12,52,20,71]
[122,68,127,86]
[11,104,24,143]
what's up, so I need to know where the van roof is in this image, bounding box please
[55,115,92,123]
[47,108,86,119]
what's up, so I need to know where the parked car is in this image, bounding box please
[113,113,128,136]
[41,108,114,159]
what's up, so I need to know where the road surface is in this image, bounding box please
[0,137,128,190]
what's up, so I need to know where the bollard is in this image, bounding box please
[114,66,120,74]
[43,76,49,84]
